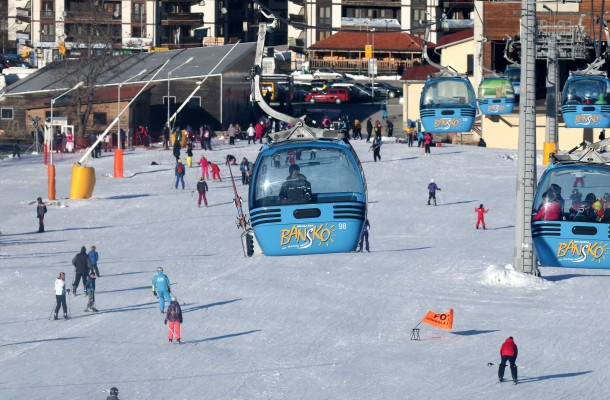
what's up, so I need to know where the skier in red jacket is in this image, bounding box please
[475,204,489,229]
[498,336,518,384]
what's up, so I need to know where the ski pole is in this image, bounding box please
[487,362,525,369]
[49,302,56,320]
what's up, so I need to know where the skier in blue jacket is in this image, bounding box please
[88,245,100,277]
[152,267,171,313]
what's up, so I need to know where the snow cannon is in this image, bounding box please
[70,163,96,199]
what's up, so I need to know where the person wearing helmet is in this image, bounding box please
[474,204,489,229]
[175,158,186,189]
[196,176,209,207]
[279,164,311,204]
[427,179,441,206]
[106,387,119,400]
[84,272,98,312]
[570,188,583,207]
[533,191,561,221]
[54,272,69,320]
[36,197,47,233]
[152,267,171,313]
[165,294,183,344]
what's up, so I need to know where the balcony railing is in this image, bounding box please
[41,9,55,18]
[160,12,203,24]
[16,8,31,20]
[65,10,121,23]
[309,58,415,74]
[132,13,146,21]
[40,34,56,42]
[159,37,202,48]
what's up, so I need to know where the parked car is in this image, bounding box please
[291,83,311,102]
[364,82,402,99]
[312,68,345,80]
[330,82,372,102]
[305,88,350,104]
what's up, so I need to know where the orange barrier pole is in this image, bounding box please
[48,164,56,200]
[114,148,124,178]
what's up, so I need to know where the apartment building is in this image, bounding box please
[287,0,475,53]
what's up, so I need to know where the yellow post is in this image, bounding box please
[543,141,558,166]
[70,163,96,199]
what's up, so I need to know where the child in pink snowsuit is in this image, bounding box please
[165,296,182,344]
[199,156,209,179]
[475,204,489,229]
[210,162,222,181]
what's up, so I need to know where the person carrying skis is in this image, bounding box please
[371,136,382,162]
[165,295,183,344]
[475,204,489,229]
[197,176,209,207]
[36,197,47,233]
[427,179,441,206]
[210,162,222,181]
[152,267,171,313]
[199,155,209,179]
[498,336,519,384]
[88,245,100,277]
[54,271,70,320]
[358,219,370,252]
[72,246,92,295]
[85,272,98,312]
[175,159,186,190]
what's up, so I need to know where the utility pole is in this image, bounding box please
[543,34,558,165]
[513,0,539,275]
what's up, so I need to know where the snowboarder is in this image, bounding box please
[88,245,100,277]
[475,204,489,229]
[371,136,382,162]
[175,159,186,190]
[196,176,209,207]
[72,246,92,295]
[358,219,370,252]
[498,336,518,384]
[199,155,209,179]
[427,179,441,206]
[152,267,171,313]
[165,295,183,344]
[210,162,222,181]
[106,387,120,400]
[36,197,47,233]
[84,272,98,312]
[54,271,69,320]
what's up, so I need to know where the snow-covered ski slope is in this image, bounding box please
[0,140,608,400]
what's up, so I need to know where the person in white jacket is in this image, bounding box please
[54,272,70,320]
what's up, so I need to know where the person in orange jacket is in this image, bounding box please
[498,336,518,384]
[475,204,489,229]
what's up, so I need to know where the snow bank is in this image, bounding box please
[481,264,553,289]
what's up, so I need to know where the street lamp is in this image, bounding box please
[48,81,83,200]
[117,68,146,150]
[166,56,193,129]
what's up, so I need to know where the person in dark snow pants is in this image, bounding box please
[371,137,382,162]
[165,295,183,343]
[427,179,441,206]
[197,176,209,207]
[152,267,171,313]
[475,204,489,229]
[85,272,98,312]
[172,140,181,163]
[36,197,47,233]
[88,245,100,276]
[72,246,92,295]
[358,219,370,252]
[54,272,69,320]
[498,336,518,384]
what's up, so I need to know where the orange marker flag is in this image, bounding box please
[421,308,454,331]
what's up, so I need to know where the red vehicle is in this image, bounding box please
[305,88,350,104]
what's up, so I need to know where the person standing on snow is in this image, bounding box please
[199,155,210,179]
[106,387,120,400]
[371,136,382,162]
[165,295,183,344]
[88,245,100,277]
[85,272,98,312]
[210,162,222,181]
[152,267,171,313]
[172,139,181,163]
[424,132,433,155]
[72,246,92,295]
[498,336,519,384]
[475,204,489,229]
[196,176,209,207]
[186,141,194,168]
[175,159,186,190]
[366,118,373,142]
[247,123,255,144]
[358,219,370,252]
[240,157,250,185]
[427,179,441,206]
[54,272,69,320]
[36,197,47,233]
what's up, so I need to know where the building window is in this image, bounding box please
[317,1,332,42]
[163,96,176,105]
[41,23,55,42]
[41,1,54,18]
[467,54,474,76]
[131,26,146,37]
[93,112,107,125]
[133,2,145,19]
[188,96,201,108]
[45,110,62,119]
[1,108,13,120]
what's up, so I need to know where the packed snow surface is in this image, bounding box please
[1,140,608,399]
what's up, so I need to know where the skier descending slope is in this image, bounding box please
[498,336,519,384]
[427,179,441,206]
[53,272,69,320]
[165,295,183,344]
[152,267,171,313]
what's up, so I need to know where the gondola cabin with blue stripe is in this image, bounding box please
[561,74,610,129]
[419,76,476,133]
[504,65,520,98]
[532,162,610,268]
[249,139,367,256]
[477,77,515,115]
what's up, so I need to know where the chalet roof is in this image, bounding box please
[401,64,441,82]
[436,29,474,49]
[309,31,429,52]
[2,42,256,96]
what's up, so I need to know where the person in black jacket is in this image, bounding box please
[36,197,47,233]
[72,246,92,295]
[106,387,120,400]
[172,139,181,163]
[196,176,209,207]
[366,118,373,142]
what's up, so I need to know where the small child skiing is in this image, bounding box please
[85,272,98,312]
[88,245,100,277]
[165,295,183,344]
[36,197,47,233]
[427,179,441,206]
[196,176,209,207]
[475,204,489,229]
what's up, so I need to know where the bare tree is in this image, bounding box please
[55,0,121,138]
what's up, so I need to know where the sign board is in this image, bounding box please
[262,57,276,75]
[148,47,169,52]
[364,45,372,59]
[203,37,225,47]
[368,58,377,76]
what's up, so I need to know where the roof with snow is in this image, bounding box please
[435,29,474,49]
[308,31,429,52]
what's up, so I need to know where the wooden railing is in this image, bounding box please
[309,58,415,74]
